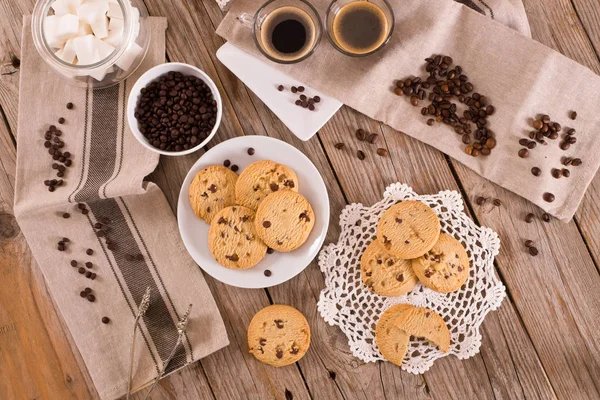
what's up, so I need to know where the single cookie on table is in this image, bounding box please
[376,200,440,259]
[361,240,419,297]
[208,206,267,270]
[235,160,299,211]
[188,165,238,224]
[254,190,315,252]
[248,304,311,367]
[393,305,450,353]
[411,233,469,293]
[375,304,411,366]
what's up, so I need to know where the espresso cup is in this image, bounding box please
[238,0,322,64]
[325,0,395,57]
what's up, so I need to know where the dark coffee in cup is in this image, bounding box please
[260,6,318,62]
[331,1,389,55]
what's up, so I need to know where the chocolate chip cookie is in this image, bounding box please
[188,165,238,224]
[247,304,311,367]
[393,305,450,352]
[208,206,267,270]
[411,233,469,293]
[254,190,315,252]
[375,304,411,366]
[361,240,419,297]
[235,160,299,211]
[376,201,440,259]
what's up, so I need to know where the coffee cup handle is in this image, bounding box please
[237,13,254,29]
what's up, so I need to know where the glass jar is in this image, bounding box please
[32,0,151,89]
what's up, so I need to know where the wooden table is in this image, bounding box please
[2,0,600,399]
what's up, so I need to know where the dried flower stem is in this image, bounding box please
[143,304,193,400]
[126,286,152,400]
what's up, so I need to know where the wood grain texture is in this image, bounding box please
[0,0,599,398]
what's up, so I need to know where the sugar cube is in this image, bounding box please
[52,0,83,15]
[131,7,140,39]
[77,0,109,25]
[104,17,124,46]
[91,15,109,38]
[115,41,142,71]
[55,14,80,40]
[107,2,123,19]
[78,21,93,36]
[57,38,77,64]
[44,15,66,48]
[73,34,99,64]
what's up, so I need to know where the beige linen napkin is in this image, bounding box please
[14,17,228,399]
[217,0,600,221]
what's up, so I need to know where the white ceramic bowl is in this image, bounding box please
[127,62,222,156]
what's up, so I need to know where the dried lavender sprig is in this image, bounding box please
[143,304,193,400]
[126,286,152,400]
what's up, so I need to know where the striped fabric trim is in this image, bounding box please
[70,81,190,372]
[456,0,485,15]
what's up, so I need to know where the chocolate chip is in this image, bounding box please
[276,350,283,359]
[396,274,404,282]
[259,338,267,345]
[208,184,217,193]
[267,247,274,254]
[101,317,110,324]
[264,269,272,277]
[274,319,284,329]
[86,248,94,255]
[226,253,239,262]
[269,183,279,192]
[263,221,272,228]
[525,213,534,223]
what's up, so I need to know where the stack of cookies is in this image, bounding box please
[361,200,471,366]
[188,160,315,270]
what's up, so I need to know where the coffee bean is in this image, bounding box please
[58,117,65,124]
[410,96,419,106]
[85,271,92,278]
[562,168,570,177]
[264,269,272,277]
[475,196,486,205]
[525,213,534,223]
[87,294,95,302]
[551,168,562,179]
[533,120,543,130]
[518,148,529,158]
[571,158,582,166]
[493,198,502,207]
[543,192,555,203]
[524,240,534,247]
[531,167,541,176]
[223,159,231,167]
[70,260,78,267]
[231,165,239,172]
[427,119,435,126]
[63,212,70,218]
[277,85,284,91]
[86,248,94,255]
[247,148,255,156]
[313,96,320,103]
[308,104,315,111]
[334,142,345,150]
[542,213,551,222]
[570,111,577,120]
[102,317,110,324]
[527,141,537,149]
[291,86,297,93]
[85,262,93,269]
[519,138,529,146]
[566,128,576,136]
[376,148,388,157]
[560,141,570,151]
[66,102,74,110]
[355,129,366,141]
[80,291,87,298]
[528,246,539,256]
[367,133,379,144]
[299,94,306,101]
[298,86,305,92]
[78,267,85,274]
[263,221,271,228]
[357,150,365,160]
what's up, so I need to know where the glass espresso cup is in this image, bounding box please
[238,0,322,64]
[325,0,395,57]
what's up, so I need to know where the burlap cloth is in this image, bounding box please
[14,18,228,399]
[217,0,600,221]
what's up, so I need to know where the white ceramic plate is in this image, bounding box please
[216,43,343,141]
[177,136,330,288]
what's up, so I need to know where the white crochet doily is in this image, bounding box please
[317,183,504,374]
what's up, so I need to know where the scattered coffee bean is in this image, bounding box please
[493,198,502,207]
[518,148,529,158]
[134,71,217,152]
[231,165,239,172]
[531,167,541,176]
[78,267,85,274]
[297,86,305,92]
[308,104,315,111]
[291,86,297,93]
[85,262,93,269]
[475,196,486,206]
[562,168,570,177]
[560,141,570,151]
[551,168,562,179]
[524,240,534,247]
[357,150,366,160]
[334,142,345,150]
[86,248,94,255]
[376,148,388,157]
[101,317,110,324]
[571,158,582,166]
[264,269,272,277]
[367,133,379,144]
[528,246,539,256]
[525,213,534,223]
[542,213,551,222]
[427,119,435,126]
[85,271,92,278]
[58,117,65,124]
[543,192,555,203]
[70,260,78,267]
[223,159,231,167]
[80,291,87,298]
[355,129,366,141]
[247,147,255,156]
[277,85,284,91]
[313,96,320,103]
[87,294,96,302]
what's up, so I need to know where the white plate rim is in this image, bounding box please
[177,136,330,289]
